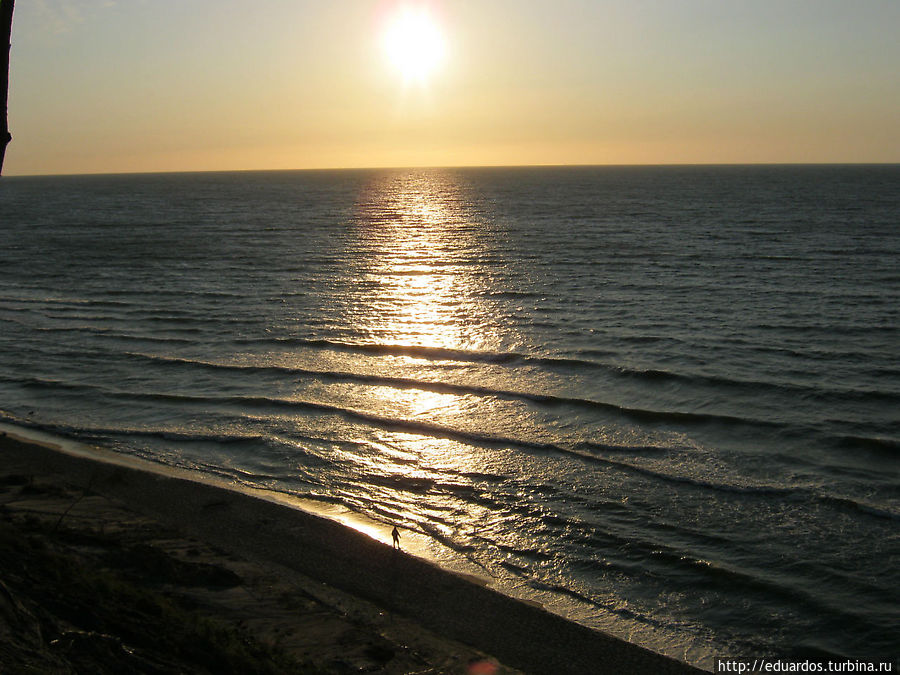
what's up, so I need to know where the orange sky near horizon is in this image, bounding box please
[5,0,899,176]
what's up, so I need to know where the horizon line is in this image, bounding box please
[4,160,899,179]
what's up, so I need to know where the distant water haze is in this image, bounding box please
[0,165,897,668]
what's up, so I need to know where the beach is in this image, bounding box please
[0,428,703,674]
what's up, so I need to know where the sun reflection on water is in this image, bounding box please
[337,170,520,536]
[349,170,496,353]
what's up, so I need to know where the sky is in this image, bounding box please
[5,0,900,175]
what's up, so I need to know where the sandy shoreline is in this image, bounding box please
[0,428,705,674]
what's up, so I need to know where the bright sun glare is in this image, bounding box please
[382,5,446,84]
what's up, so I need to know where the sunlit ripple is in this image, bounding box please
[332,170,522,537]
[348,171,500,353]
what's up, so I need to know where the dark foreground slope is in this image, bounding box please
[0,432,704,674]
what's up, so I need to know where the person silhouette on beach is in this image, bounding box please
[391,526,401,550]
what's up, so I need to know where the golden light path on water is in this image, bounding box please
[349,172,500,354]
[344,171,506,540]
[352,171,487,350]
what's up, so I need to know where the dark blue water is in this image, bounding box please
[1,165,898,668]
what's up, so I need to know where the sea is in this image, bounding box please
[1,165,897,669]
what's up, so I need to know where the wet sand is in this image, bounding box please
[0,430,705,674]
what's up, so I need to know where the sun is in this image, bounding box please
[381,4,446,85]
